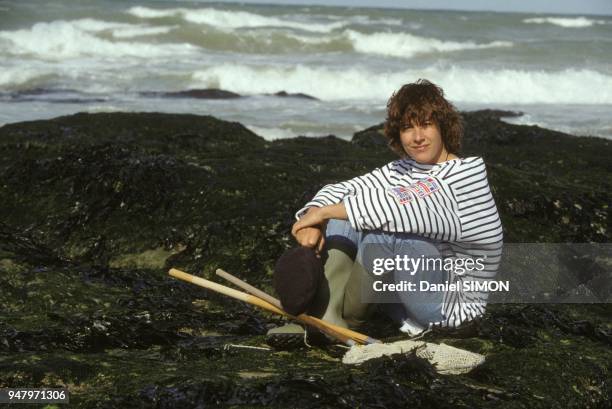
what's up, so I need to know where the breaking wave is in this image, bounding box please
[0,16,514,60]
[127,6,346,33]
[523,16,607,28]
[191,64,612,104]
[0,67,55,89]
[344,30,512,58]
[111,25,176,39]
[0,19,195,59]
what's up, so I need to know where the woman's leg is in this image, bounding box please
[315,223,445,330]
[392,235,446,328]
[341,258,376,328]
[307,219,362,328]
[352,231,447,330]
[268,219,367,346]
[346,229,402,327]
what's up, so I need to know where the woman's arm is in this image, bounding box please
[291,164,390,248]
[291,203,347,238]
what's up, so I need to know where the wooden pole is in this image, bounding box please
[215,268,380,345]
[169,268,367,345]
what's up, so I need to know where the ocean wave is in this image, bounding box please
[245,124,296,140]
[186,28,511,56]
[0,67,55,89]
[111,25,176,39]
[63,18,134,32]
[342,14,403,26]
[0,19,196,59]
[523,17,607,28]
[180,27,351,54]
[501,114,612,139]
[127,6,346,33]
[344,30,513,58]
[246,123,351,140]
[191,64,612,104]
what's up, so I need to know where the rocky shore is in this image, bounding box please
[0,111,610,408]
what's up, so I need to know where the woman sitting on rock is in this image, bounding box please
[267,79,503,346]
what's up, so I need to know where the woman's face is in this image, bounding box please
[399,120,449,164]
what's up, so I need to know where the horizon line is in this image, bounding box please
[189,0,612,17]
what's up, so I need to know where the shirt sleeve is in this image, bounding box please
[447,158,504,244]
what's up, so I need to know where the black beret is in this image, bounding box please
[273,247,324,316]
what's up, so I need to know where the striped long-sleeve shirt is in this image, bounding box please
[296,156,503,327]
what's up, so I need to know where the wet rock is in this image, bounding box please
[351,123,388,150]
[145,88,242,99]
[272,91,318,100]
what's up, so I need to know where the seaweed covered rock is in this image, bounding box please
[0,111,610,408]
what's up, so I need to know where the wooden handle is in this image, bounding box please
[169,268,286,316]
[215,269,355,346]
[216,269,282,308]
[215,268,380,345]
[170,268,363,345]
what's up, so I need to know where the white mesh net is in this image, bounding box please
[342,340,485,375]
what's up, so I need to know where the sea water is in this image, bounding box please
[1,0,611,139]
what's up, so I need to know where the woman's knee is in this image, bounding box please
[325,219,357,239]
[324,219,359,258]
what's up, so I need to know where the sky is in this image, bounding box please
[198,0,612,15]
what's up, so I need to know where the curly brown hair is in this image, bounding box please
[384,79,463,158]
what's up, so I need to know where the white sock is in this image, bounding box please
[399,319,425,336]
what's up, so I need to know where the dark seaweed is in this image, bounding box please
[0,111,610,408]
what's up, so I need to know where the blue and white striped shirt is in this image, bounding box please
[296,156,503,327]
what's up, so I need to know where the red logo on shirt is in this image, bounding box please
[388,177,440,205]
[412,177,440,198]
[388,186,414,204]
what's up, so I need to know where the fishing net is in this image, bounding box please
[342,340,485,375]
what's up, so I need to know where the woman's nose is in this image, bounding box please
[413,126,425,141]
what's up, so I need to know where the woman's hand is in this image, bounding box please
[291,204,348,253]
[292,207,327,253]
[292,207,327,237]
[293,225,326,254]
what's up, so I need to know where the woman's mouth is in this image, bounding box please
[412,145,429,152]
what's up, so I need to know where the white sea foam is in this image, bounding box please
[500,114,612,139]
[86,105,124,113]
[344,30,513,57]
[125,6,174,19]
[523,17,607,28]
[342,14,403,26]
[0,66,51,88]
[127,6,346,33]
[191,64,612,104]
[245,124,296,140]
[111,25,175,39]
[0,19,196,59]
[439,67,612,104]
[285,30,511,57]
[284,32,337,45]
[66,18,134,32]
